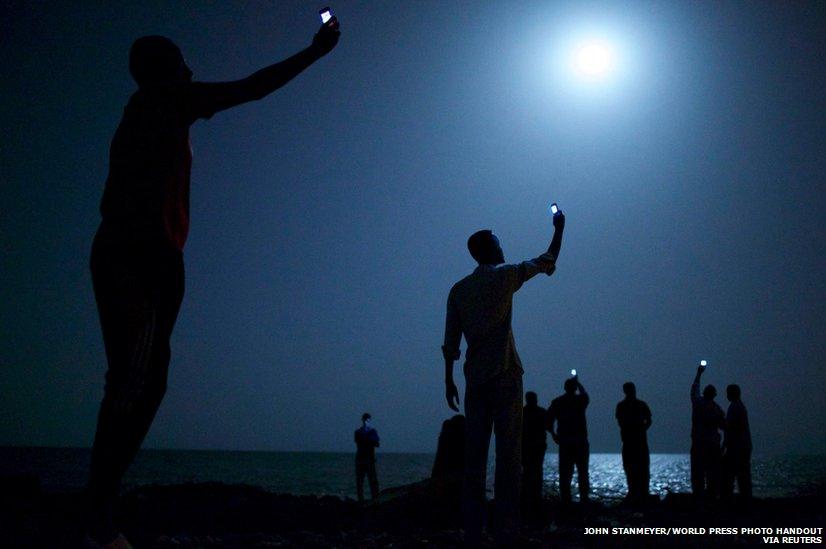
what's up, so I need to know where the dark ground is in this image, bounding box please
[2,475,824,548]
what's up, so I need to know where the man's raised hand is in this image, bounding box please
[312,17,340,56]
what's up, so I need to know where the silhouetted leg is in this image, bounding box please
[576,444,590,502]
[492,369,522,545]
[463,379,494,545]
[558,445,574,504]
[356,461,366,503]
[640,443,650,499]
[706,445,722,499]
[87,248,183,542]
[522,448,545,518]
[690,446,704,497]
[367,461,379,499]
[720,451,735,500]
[738,451,752,499]
[622,444,635,499]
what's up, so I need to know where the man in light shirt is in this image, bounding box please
[442,210,565,545]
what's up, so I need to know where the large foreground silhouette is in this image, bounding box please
[441,211,565,545]
[86,19,340,548]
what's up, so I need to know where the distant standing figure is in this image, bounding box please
[722,384,752,500]
[547,376,590,503]
[690,365,725,498]
[354,413,380,502]
[522,391,547,516]
[615,382,652,503]
[441,210,565,545]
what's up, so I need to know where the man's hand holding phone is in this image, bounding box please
[312,7,340,56]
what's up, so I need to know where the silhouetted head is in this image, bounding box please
[623,382,636,398]
[129,36,193,88]
[467,230,505,265]
[361,412,371,424]
[703,384,717,400]
[525,391,538,406]
[726,384,741,402]
[564,378,577,395]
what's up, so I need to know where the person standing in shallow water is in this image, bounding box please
[721,384,752,500]
[442,209,565,546]
[547,375,590,504]
[615,382,652,503]
[354,413,380,502]
[85,19,340,548]
[690,364,725,499]
[521,391,548,519]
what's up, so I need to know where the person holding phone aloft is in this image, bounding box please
[442,208,565,545]
[85,16,340,549]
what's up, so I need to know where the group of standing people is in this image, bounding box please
[521,378,651,515]
[691,365,753,501]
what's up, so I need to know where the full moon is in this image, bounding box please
[574,42,614,78]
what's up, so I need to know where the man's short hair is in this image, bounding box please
[467,230,494,263]
[726,384,741,400]
[361,412,371,422]
[525,391,538,405]
[564,378,577,393]
[129,35,183,87]
[703,384,717,399]
[623,382,636,396]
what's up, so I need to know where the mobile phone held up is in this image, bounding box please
[319,7,333,24]
[550,202,559,216]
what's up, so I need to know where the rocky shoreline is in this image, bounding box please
[2,475,824,547]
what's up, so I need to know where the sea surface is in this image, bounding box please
[1,447,823,501]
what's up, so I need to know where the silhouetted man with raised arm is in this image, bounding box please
[442,211,565,546]
[547,375,590,504]
[615,382,652,503]
[522,391,547,520]
[355,412,380,502]
[85,19,340,548]
[690,365,725,499]
[721,384,752,501]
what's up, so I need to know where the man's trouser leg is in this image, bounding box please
[558,445,574,503]
[367,461,379,499]
[87,245,184,540]
[737,451,752,499]
[522,447,545,516]
[622,444,635,499]
[463,378,495,545]
[356,461,366,502]
[575,443,590,502]
[491,369,522,545]
[690,445,704,496]
[721,451,735,500]
[640,444,650,499]
[706,445,722,499]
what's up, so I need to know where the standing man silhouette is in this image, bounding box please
[354,413,380,502]
[615,382,652,503]
[521,391,547,520]
[721,384,752,500]
[442,209,565,546]
[690,364,725,499]
[85,18,340,548]
[547,375,590,504]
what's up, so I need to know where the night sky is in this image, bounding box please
[1,1,824,456]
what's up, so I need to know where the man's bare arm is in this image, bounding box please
[187,20,340,119]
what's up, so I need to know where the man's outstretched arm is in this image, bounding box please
[548,210,566,261]
[186,20,340,120]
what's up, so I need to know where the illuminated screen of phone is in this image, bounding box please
[320,9,332,23]
[571,369,577,376]
[551,203,558,215]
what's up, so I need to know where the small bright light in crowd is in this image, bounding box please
[700,360,707,367]
[575,41,614,78]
